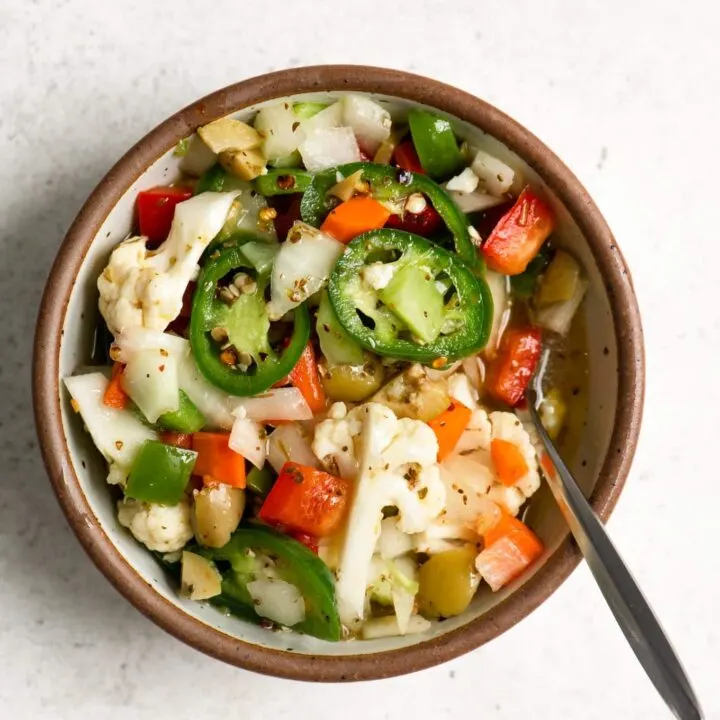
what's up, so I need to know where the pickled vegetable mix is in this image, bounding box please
[65,94,590,642]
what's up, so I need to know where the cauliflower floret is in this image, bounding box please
[455,407,492,454]
[117,498,193,553]
[487,484,525,516]
[312,403,363,480]
[317,402,445,628]
[98,192,239,334]
[447,372,479,410]
[107,462,128,487]
[489,411,540,498]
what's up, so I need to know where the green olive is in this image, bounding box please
[417,546,480,618]
[192,484,245,548]
[321,357,385,402]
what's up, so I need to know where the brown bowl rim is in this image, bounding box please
[32,65,645,682]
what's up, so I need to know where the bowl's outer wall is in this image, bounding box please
[33,65,644,681]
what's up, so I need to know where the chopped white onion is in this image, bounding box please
[179,134,217,177]
[63,373,156,467]
[113,328,188,363]
[122,348,179,423]
[229,415,267,469]
[446,167,480,194]
[299,127,361,173]
[301,102,342,134]
[267,221,345,320]
[361,615,431,640]
[471,149,515,196]
[375,518,415,559]
[535,278,589,336]
[450,190,506,214]
[233,388,311,423]
[484,271,511,357]
[340,95,391,154]
[254,103,306,164]
[462,357,484,391]
[176,347,236,430]
[267,422,320,473]
[246,579,305,627]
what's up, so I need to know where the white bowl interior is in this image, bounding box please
[58,92,618,656]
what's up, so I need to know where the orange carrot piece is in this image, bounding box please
[192,432,246,488]
[103,363,129,409]
[477,513,544,591]
[490,438,529,486]
[320,196,391,243]
[288,342,326,413]
[428,401,472,461]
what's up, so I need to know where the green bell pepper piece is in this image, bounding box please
[328,228,493,363]
[190,243,310,396]
[125,440,197,505]
[158,391,206,433]
[254,169,312,196]
[246,465,277,496]
[200,524,341,641]
[195,163,249,194]
[407,109,464,180]
[300,162,480,269]
[316,290,365,366]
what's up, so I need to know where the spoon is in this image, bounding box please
[525,382,703,720]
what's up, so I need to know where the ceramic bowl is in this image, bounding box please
[33,65,644,681]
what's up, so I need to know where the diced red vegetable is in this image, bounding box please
[385,204,442,237]
[192,432,246,488]
[180,282,196,318]
[476,513,544,591]
[290,531,319,554]
[393,140,424,174]
[428,401,472,461]
[160,432,194,450]
[482,187,555,275]
[258,461,350,537]
[103,362,128,409]
[486,327,542,406]
[320,196,391,243]
[287,342,326,413]
[136,186,193,246]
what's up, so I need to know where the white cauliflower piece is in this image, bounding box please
[117,498,193,552]
[489,411,540,498]
[98,192,239,334]
[455,407,492,454]
[107,462,128,487]
[487,483,525,516]
[312,403,363,480]
[320,402,445,628]
[447,372,479,410]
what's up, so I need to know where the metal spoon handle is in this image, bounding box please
[526,394,702,720]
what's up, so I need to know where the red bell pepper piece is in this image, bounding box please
[268,194,302,240]
[290,531,319,554]
[486,327,542,406]
[287,342,326,413]
[385,203,442,237]
[136,186,193,245]
[258,462,350,537]
[192,432,246,488]
[393,140,424,174]
[482,187,555,275]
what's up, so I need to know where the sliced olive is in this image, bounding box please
[321,357,385,402]
[417,546,480,618]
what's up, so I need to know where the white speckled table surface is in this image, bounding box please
[1,1,718,718]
